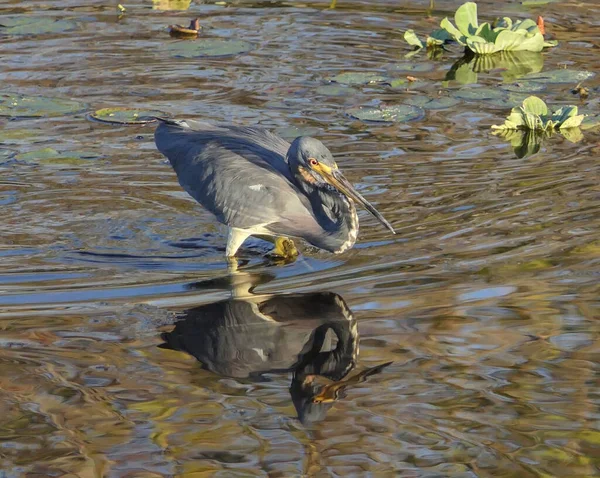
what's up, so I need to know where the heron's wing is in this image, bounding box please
[155,120,327,238]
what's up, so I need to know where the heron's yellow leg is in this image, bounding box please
[272,237,299,259]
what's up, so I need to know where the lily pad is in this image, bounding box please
[0,93,86,118]
[385,78,428,89]
[315,84,357,96]
[88,108,169,125]
[346,104,425,123]
[522,69,595,84]
[166,39,253,58]
[580,114,600,131]
[387,62,436,73]
[0,128,41,144]
[275,126,321,139]
[328,72,388,86]
[0,16,78,35]
[501,81,546,93]
[15,147,103,165]
[454,87,507,101]
[404,95,460,110]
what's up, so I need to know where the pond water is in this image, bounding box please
[1,0,599,476]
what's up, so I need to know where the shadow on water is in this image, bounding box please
[160,271,391,424]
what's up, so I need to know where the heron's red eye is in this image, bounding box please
[309,158,319,167]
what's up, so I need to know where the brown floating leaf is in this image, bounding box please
[169,18,201,38]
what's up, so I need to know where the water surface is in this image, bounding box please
[1,0,599,476]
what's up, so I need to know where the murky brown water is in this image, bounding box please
[1,0,599,476]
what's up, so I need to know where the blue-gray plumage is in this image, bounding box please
[154,118,395,257]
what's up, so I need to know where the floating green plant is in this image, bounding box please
[492,96,585,158]
[404,2,557,55]
[491,96,585,132]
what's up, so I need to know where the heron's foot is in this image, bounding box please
[271,237,299,260]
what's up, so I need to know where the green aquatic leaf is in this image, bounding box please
[550,105,578,125]
[426,29,452,47]
[522,96,548,116]
[559,127,583,143]
[521,0,558,5]
[315,84,357,96]
[88,107,169,125]
[475,22,498,43]
[522,69,595,84]
[0,16,77,35]
[492,95,588,149]
[494,17,512,30]
[328,72,388,85]
[404,95,460,110]
[0,128,41,144]
[346,104,425,123]
[15,147,103,165]
[440,17,466,45]
[467,36,498,54]
[0,93,86,118]
[435,2,554,54]
[494,28,544,52]
[580,114,600,131]
[403,30,424,49]
[455,87,507,101]
[501,81,546,93]
[166,39,253,58]
[388,62,435,73]
[454,2,479,37]
[558,114,585,131]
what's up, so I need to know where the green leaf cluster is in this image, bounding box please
[491,96,585,132]
[404,2,557,55]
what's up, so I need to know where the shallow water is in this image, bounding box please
[1,0,599,476]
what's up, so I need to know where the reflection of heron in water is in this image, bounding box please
[159,272,390,424]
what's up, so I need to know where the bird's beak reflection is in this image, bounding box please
[316,165,396,234]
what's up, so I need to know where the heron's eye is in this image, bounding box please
[309,158,319,167]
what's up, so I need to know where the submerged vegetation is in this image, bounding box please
[405,2,557,55]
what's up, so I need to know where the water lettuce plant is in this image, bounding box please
[491,96,585,132]
[404,2,557,55]
[492,96,585,158]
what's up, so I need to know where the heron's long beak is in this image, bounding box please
[316,165,396,234]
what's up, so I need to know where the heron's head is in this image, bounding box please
[287,137,395,234]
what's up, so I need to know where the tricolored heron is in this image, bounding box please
[154,118,395,258]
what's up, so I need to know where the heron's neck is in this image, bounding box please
[306,186,359,253]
